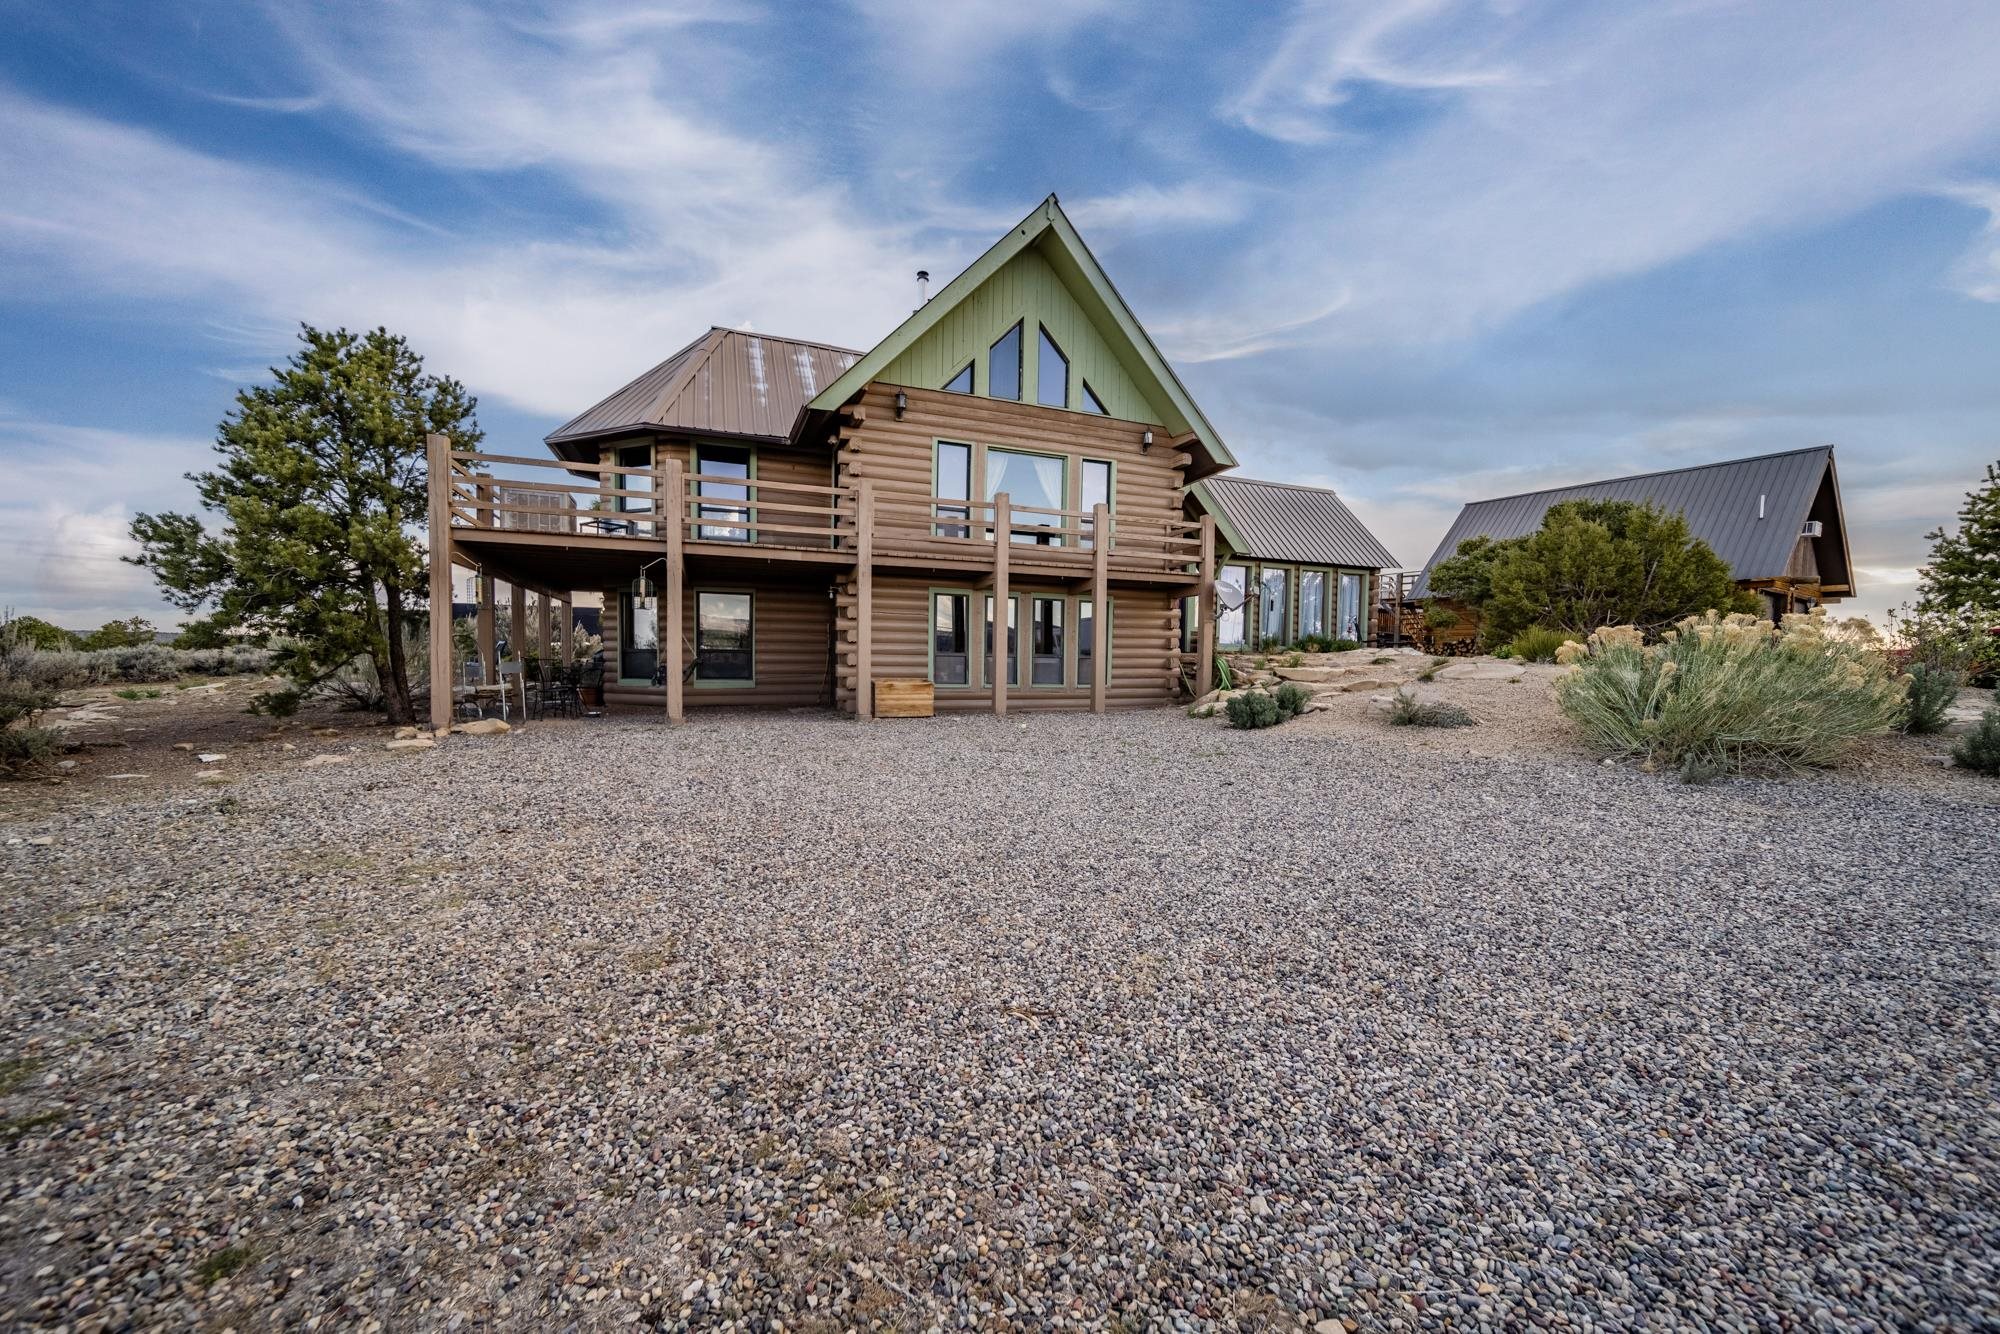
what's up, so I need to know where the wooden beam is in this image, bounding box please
[557,597,573,665]
[1196,513,1216,698]
[510,581,527,664]
[1091,502,1108,714]
[993,493,1009,717]
[426,433,454,733]
[856,479,875,720]
[663,457,685,724]
[477,567,497,680]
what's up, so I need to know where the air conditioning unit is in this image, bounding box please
[1801,520,1824,538]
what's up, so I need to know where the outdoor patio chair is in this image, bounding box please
[495,659,525,724]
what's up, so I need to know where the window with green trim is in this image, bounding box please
[1259,567,1289,645]
[1030,597,1064,685]
[694,591,752,682]
[695,444,752,542]
[1080,597,1111,679]
[1036,326,1068,408]
[1081,458,1112,548]
[934,440,971,538]
[932,592,969,686]
[1299,570,1327,640]
[942,364,972,394]
[1081,381,1108,415]
[989,322,1022,401]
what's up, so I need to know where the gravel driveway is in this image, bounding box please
[2,709,1995,1329]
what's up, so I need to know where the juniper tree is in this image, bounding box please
[1911,459,2000,655]
[129,325,480,724]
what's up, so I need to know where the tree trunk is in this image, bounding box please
[381,582,415,725]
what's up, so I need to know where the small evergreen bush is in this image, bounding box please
[1273,682,1310,717]
[1557,610,1904,776]
[1387,687,1475,728]
[1900,661,1962,734]
[249,687,302,718]
[1225,690,1283,729]
[1507,626,1576,664]
[1954,704,2000,776]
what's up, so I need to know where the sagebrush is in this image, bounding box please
[1556,610,1904,775]
[1225,690,1284,729]
[1387,687,1475,728]
[1273,682,1311,718]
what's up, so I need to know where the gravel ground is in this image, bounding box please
[2,708,1996,1330]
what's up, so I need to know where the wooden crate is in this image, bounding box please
[874,678,934,718]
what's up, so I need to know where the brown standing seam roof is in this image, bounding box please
[1411,446,1846,598]
[1200,475,1399,570]
[545,327,861,456]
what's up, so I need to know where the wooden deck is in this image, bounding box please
[425,438,1217,728]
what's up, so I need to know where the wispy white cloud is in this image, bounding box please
[1194,1,2000,358]
[1939,181,2000,302]
[1064,182,1251,237]
[1225,0,1520,144]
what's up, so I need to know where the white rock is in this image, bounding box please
[456,719,511,736]
[196,753,225,763]
[385,738,435,751]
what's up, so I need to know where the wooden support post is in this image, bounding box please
[476,568,496,679]
[510,581,527,663]
[426,433,454,733]
[477,477,493,530]
[992,493,1009,717]
[557,597,573,665]
[663,458,685,724]
[856,479,875,720]
[1091,501,1109,714]
[1197,513,1216,698]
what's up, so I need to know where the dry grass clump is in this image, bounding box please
[1556,609,1905,776]
[1387,687,1475,728]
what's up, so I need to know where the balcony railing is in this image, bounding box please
[440,447,1206,575]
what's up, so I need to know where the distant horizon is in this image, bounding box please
[3,3,1998,630]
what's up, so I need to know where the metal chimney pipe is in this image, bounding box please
[916,269,930,306]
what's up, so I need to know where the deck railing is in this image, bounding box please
[442,447,1205,572]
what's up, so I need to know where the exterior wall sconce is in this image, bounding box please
[1141,430,1153,451]
[895,390,908,419]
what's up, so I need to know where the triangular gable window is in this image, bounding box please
[989,322,1023,401]
[942,364,972,394]
[1081,380,1108,415]
[1037,326,1068,408]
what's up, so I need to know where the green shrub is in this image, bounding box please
[1273,682,1311,717]
[1296,635,1331,653]
[1386,687,1475,728]
[1281,651,1304,668]
[1557,610,1904,776]
[1328,638,1361,653]
[1225,690,1283,729]
[1423,604,1460,630]
[249,688,302,718]
[1491,645,1513,659]
[1507,626,1576,664]
[1900,661,1963,734]
[1954,705,2000,776]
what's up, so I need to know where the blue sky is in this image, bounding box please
[3,0,1998,629]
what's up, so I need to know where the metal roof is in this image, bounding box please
[546,327,861,456]
[1412,446,1843,597]
[1197,475,1399,570]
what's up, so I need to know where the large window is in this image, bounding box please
[613,444,654,538]
[984,595,1018,687]
[695,444,752,541]
[694,591,752,683]
[1036,326,1068,408]
[1031,598,1064,685]
[1081,458,1111,548]
[620,580,659,683]
[935,440,971,538]
[1299,570,1327,641]
[932,592,969,686]
[942,364,972,394]
[986,447,1065,544]
[1259,567,1289,646]
[1337,573,1364,642]
[1217,565,1247,649]
[989,322,1023,402]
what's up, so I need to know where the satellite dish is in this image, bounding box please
[1211,578,1244,611]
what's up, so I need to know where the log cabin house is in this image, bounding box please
[1408,446,1855,649]
[424,195,1249,726]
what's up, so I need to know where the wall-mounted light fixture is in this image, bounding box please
[894,390,908,420]
[1140,429,1153,451]
[634,556,667,601]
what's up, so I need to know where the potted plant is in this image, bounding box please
[578,656,605,708]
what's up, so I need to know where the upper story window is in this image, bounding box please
[1081,381,1108,415]
[695,444,752,542]
[942,364,972,394]
[1037,326,1068,408]
[935,440,971,538]
[989,322,1022,401]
